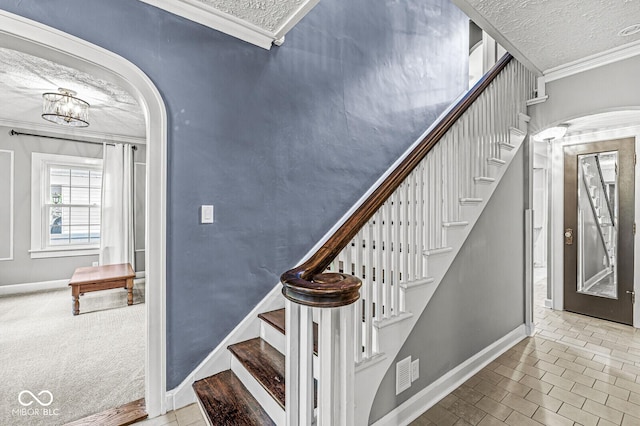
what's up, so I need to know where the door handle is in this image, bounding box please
[564,228,574,245]
[627,290,635,304]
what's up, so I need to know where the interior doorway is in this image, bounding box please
[563,138,635,325]
[0,10,168,418]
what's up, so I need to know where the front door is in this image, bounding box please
[563,138,635,325]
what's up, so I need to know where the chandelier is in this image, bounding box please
[42,88,90,127]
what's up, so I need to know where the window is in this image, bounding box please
[31,153,103,258]
[48,166,102,246]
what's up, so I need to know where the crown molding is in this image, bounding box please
[137,0,319,50]
[0,117,146,145]
[450,0,542,76]
[544,38,640,82]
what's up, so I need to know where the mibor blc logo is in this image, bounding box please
[12,390,60,417]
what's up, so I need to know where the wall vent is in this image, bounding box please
[396,356,412,395]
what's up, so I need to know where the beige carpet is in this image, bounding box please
[0,283,145,425]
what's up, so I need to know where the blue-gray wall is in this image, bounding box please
[369,148,526,424]
[0,0,469,388]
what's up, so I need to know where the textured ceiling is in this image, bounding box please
[199,0,303,32]
[0,47,145,140]
[459,0,640,72]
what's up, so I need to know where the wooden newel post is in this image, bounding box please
[281,269,362,426]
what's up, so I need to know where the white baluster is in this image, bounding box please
[402,181,410,280]
[383,201,392,316]
[417,163,425,278]
[408,170,418,281]
[375,210,384,319]
[391,191,400,315]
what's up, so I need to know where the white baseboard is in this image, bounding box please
[544,299,553,309]
[165,283,285,411]
[371,324,527,426]
[0,279,68,296]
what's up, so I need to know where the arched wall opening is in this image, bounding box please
[0,10,168,417]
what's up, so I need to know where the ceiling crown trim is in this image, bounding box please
[137,0,319,49]
[544,39,640,82]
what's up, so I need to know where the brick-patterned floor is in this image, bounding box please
[411,272,640,426]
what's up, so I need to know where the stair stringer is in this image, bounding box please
[354,127,528,425]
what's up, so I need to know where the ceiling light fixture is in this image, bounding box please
[533,124,569,141]
[42,88,90,127]
[618,24,640,37]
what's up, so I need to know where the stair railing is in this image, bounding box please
[281,53,535,426]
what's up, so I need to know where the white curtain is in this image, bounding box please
[99,143,135,268]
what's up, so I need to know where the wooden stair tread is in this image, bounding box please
[228,338,286,408]
[258,309,285,334]
[65,398,146,426]
[258,308,319,354]
[193,370,275,426]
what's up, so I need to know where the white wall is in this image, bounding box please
[0,126,146,287]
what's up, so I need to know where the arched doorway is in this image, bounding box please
[0,10,168,418]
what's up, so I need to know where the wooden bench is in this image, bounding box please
[68,263,135,315]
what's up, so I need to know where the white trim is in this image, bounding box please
[633,135,640,328]
[400,277,435,290]
[165,283,285,411]
[526,96,549,107]
[29,247,99,259]
[137,0,319,50]
[1,117,145,145]
[137,0,274,49]
[544,39,640,83]
[0,10,168,417]
[0,279,68,296]
[487,158,506,166]
[374,312,414,329]
[30,152,103,255]
[423,247,453,256]
[371,325,527,426]
[272,0,320,40]
[0,149,14,261]
[443,221,469,227]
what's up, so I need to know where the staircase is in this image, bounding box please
[193,309,305,425]
[190,54,536,425]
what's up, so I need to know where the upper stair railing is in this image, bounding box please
[281,53,535,426]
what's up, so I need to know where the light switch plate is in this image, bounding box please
[201,205,214,224]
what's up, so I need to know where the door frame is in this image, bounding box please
[0,11,168,416]
[548,125,640,328]
[562,139,634,324]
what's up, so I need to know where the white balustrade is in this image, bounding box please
[285,57,535,426]
[326,59,535,364]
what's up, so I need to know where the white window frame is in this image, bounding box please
[30,152,103,259]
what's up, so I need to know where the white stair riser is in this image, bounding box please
[230,356,286,426]
[260,321,286,355]
[260,319,320,381]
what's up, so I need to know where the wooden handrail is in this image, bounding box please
[281,54,514,308]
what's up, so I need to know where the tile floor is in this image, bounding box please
[142,271,640,426]
[410,273,640,426]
